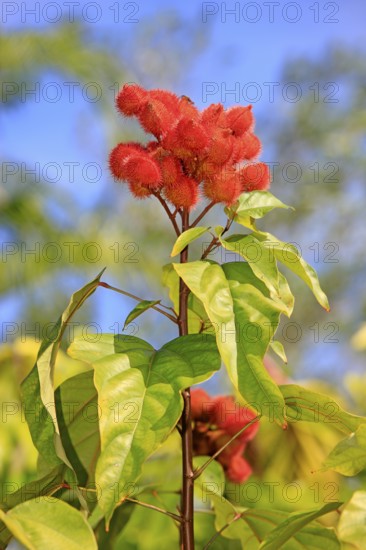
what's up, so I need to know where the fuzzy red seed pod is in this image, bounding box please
[231,133,261,163]
[178,95,200,121]
[146,141,161,154]
[195,158,217,182]
[175,118,209,153]
[206,128,235,166]
[149,89,180,116]
[137,98,175,138]
[180,156,199,178]
[124,155,162,189]
[109,143,144,180]
[240,162,270,192]
[127,180,154,199]
[212,396,259,442]
[109,143,162,190]
[116,84,148,116]
[224,105,254,136]
[191,389,214,421]
[226,454,252,483]
[203,168,242,205]
[159,155,183,186]
[201,103,225,128]
[164,175,199,209]
[162,120,209,160]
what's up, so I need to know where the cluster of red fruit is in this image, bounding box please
[109,84,270,209]
[191,389,259,483]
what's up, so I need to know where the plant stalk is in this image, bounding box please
[178,208,195,549]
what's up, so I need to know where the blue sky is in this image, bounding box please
[4,1,365,179]
[2,0,365,382]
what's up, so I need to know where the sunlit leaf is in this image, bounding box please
[253,231,329,311]
[259,502,341,549]
[280,384,366,433]
[0,497,97,550]
[162,263,213,333]
[0,467,66,548]
[174,260,287,426]
[171,226,210,257]
[208,495,340,549]
[123,300,161,329]
[338,491,366,548]
[219,232,280,297]
[20,270,105,508]
[55,370,100,485]
[226,191,292,225]
[322,424,366,475]
[69,333,220,524]
[269,341,288,363]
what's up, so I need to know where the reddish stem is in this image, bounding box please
[153,192,181,236]
[178,208,195,550]
[190,200,216,228]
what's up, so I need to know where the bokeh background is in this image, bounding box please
[1,0,366,546]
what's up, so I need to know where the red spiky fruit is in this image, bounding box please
[225,105,254,136]
[231,133,261,163]
[203,168,242,205]
[164,175,199,209]
[138,99,175,138]
[240,162,270,191]
[206,128,235,166]
[116,84,147,116]
[109,143,162,193]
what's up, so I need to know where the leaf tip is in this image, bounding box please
[98,266,107,278]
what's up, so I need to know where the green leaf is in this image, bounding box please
[322,424,366,475]
[219,232,281,297]
[0,466,66,548]
[55,370,100,485]
[162,263,213,334]
[174,261,287,426]
[338,491,366,548]
[171,226,210,257]
[208,496,340,549]
[115,493,180,549]
[20,269,104,469]
[276,272,295,317]
[92,502,134,549]
[269,341,288,363]
[0,497,97,550]
[280,384,366,433]
[253,231,329,311]
[194,456,226,503]
[0,467,65,513]
[225,191,292,227]
[123,300,161,329]
[69,333,220,524]
[259,502,341,549]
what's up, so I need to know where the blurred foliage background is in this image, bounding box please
[1,2,366,548]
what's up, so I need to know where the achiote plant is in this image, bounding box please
[2,85,366,550]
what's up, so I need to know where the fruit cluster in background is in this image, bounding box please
[191,389,259,483]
